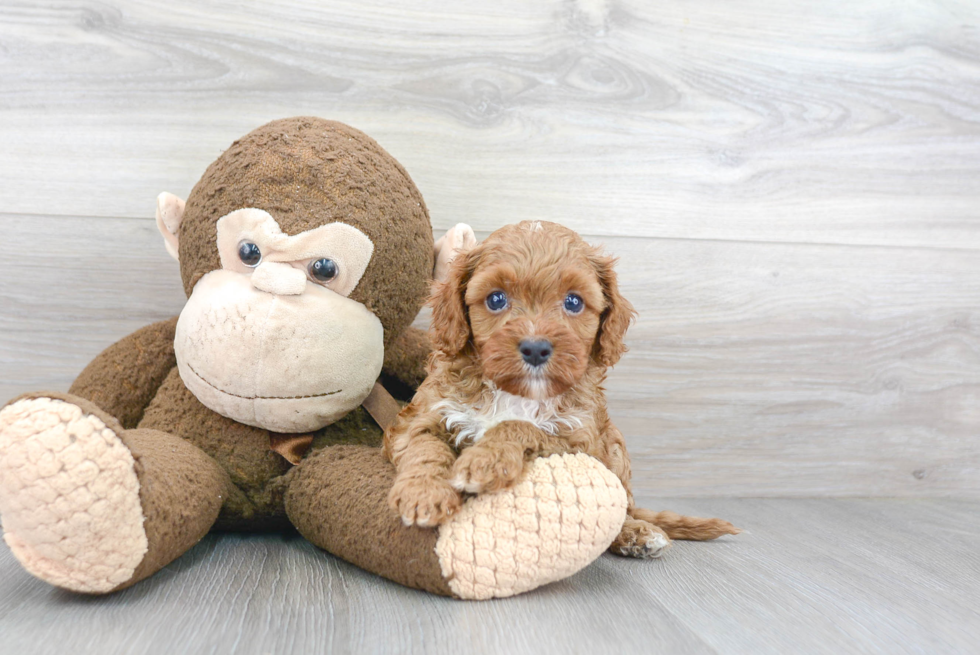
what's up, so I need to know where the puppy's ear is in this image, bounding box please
[429,246,480,357]
[591,252,637,367]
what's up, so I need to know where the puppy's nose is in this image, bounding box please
[519,339,553,367]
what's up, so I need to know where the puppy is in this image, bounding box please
[384,220,739,557]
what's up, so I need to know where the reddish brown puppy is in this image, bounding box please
[385,220,739,557]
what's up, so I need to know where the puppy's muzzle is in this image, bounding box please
[519,339,553,367]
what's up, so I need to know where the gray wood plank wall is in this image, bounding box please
[1,0,978,498]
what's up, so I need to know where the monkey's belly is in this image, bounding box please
[138,368,382,526]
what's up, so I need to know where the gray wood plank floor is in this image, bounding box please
[2,1,979,652]
[2,498,977,655]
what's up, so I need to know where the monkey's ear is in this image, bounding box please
[155,192,186,261]
[433,223,477,283]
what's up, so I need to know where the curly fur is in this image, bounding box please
[384,221,740,551]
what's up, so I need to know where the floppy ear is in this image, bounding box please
[591,252,637,367]
[429,246,480,357]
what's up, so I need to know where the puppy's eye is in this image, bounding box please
[309,258,338,282]
[485,291,509,312]
[564,293,584,314]
[238,242,261,267]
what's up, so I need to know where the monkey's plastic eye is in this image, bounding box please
[486,291,508,312]
[309,258,338,282]
[564,293,584,314]
[238,242,261,267]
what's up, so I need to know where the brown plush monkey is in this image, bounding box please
[0,118,628,600]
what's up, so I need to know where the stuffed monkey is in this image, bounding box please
[0,118,627,600]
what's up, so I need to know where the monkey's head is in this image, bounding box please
[155,118,433,432]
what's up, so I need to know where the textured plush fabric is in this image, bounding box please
[174,268,385,432]
[0,393,240,593]
[214,208,376,298]
[0,118,622,599]
[286,447,630,600]
[117,427,232,591]
[0,395,147,593]
[69,317,178,430]
[138,368,292,527]
[435,453,628,600]
[381,326,432,394]
[156,192,184,261]
[433,223,478,283]
[285,445,454,597]
[177,117,434,348]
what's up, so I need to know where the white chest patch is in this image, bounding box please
[434,384,585,447]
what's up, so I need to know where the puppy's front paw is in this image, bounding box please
[611,518,672,559]
[388,476,462,527]
[450,444,525,494]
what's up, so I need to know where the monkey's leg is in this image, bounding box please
[286,445,629,600]
[0,392,231,593]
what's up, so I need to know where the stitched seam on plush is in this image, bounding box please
[185,362,341,400]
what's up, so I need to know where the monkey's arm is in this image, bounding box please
[381,326,431,394]
[69,316,179,429]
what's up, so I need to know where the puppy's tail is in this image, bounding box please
[631,508,741,541]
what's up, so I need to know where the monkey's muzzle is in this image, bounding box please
[174,269,384,432]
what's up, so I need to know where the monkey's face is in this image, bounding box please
[157,118,436,434]
[171,207,384,433]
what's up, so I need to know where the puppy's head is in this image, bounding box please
[430,221,636,399]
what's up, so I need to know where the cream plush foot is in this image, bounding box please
[287,446,628,600]
[434,452,628,600]
[0,395,148,593]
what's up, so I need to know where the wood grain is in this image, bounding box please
[2,1,980,648]
[3,216,977,497]
[0,214,185,399]
[608,236,980,497]
[0,498,976,654]
[2,1,979,497]
[1,0,979,248]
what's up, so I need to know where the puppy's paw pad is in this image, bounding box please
[450,446,524,494]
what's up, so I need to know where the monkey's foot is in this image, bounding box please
[0,395,148,593]
[435,453,628,600]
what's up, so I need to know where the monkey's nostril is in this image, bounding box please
[519,339,553,367]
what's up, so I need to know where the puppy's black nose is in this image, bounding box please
[519,339,553,367]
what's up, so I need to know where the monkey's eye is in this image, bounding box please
[309,258,338,282]
[485,291,508,312]
[238,242,261,267]
[564,293,584,314]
